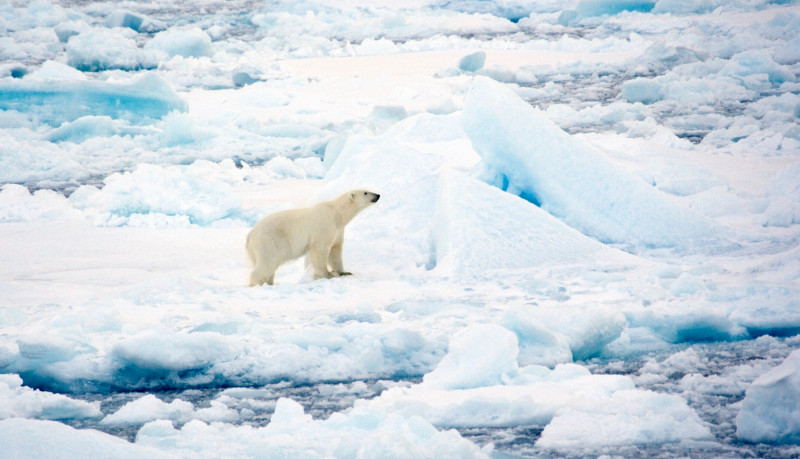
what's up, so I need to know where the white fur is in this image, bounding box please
[246,190,380,286]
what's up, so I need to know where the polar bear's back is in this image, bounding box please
[247,203,337,266]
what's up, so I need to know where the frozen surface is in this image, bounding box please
[737,349,800,444]
[2,0,800,457]
[0,418,169,459]
[462,76,722,252]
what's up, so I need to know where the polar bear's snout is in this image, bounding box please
[371,193,380,203]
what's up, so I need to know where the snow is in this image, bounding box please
[736,349,800,444]
[0,418,168,459]
[0,374,101,421]
[462,76,722,251]
[1,0,800,457]
[101,395,194,427]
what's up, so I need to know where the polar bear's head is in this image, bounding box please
[349,190,380,209]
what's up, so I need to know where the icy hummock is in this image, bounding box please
[432,170,637,273]
[737,349,800,444]
[462,76,722,252]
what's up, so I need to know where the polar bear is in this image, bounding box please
[246,190,380,286]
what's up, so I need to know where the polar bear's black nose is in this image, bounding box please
[372,194,380,202]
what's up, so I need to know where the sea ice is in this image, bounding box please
[0,185,83,222]
[421,324,519,390]
[0,418,169,459]
[0,374,101,421]
[105,9,166,33]
[0,73,186,127]
[134,397,488,458]
[536,389,713,449]
[737,349,800,444]
[431,171,634,274]
[577,0,656,17]
[462,76,721,251]
[101,394,194,427]
[458,51,486,72]
[68,162,245,227]
[65,28,153,72]
[144,27,213,60]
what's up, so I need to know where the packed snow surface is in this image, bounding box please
[2,0,800,457]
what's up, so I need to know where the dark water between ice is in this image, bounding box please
[61,338,800,458]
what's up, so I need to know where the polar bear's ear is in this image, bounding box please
[349,192,355,201]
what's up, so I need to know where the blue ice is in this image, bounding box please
[0,74,186,127]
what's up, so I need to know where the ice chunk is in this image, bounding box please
[28,60,85,81]
[111,331,239,374]
[106,9,166,33]
[367,363,637,429]
[458,51,486,72]
[775,36,800,65]
[421,324,519,390]
[136,396,487,457]
[577,0,656,17]
[45,115,120,143]
[722,50,794,89]
[0,418,168,459]
[629,308,746,343]
[537,389,713,449]
[0,374,101,421]
[620,77,662,104]
[144,28,212,59]
[521,306,627,361]
[652,0,714,14]
[462,76,720,251]
[762,197,800,228]
[53,20,90,44]
[0,185,83,222]
[69,161,243,227]
[65,28,153,72]
[432,170,634,274]
[737,349,800,444]
[768,162,800,202]
[622,70,757,107]
[0,73,186,127]
[502,307,574,367]
[101,394,194,426]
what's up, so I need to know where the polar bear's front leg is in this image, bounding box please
[309,244,334,280]
[328,236,351,277]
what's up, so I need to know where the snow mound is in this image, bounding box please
[0,374,101,421]
[422,324,519,390]
[363,334,710,450]
[69,161,245,227]
[537,389,713,449]
[0,185,83,222]
[106,9,166,33]
[0,73,186,127]
[462,76,721,252]
[737,349,800,444]
[323,112,480,272]
[144,27,212,59]
[0,418,168,459]
[101,394,194,427]
[135,397,487,458]
[66,28,153,72]
[432,171,633,273]
[111,331,240,386]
